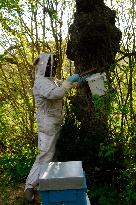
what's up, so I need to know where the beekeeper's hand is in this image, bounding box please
[67,74,80,83]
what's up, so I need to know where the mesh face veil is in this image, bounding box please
[34,53,56,78]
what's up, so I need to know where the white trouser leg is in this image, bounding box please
[86,194,91,205]
[25,129,60,191]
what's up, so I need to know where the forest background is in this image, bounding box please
[0,0,135,204]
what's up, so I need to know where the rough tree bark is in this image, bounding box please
[66,0,122,74]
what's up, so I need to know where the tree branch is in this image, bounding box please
[116,51,136,63]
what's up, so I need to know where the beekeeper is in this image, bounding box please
[24,53,80,202]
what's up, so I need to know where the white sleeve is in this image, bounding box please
[33,76,72,100]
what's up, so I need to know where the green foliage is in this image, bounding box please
[0,148,36,185]
[99,143,116,160]
[90,185,119,205]
[92,94,108,118]
[0,0,20,10]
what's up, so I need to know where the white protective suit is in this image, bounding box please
[25,53,73,190]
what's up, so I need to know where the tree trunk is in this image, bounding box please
[57,0,122,189]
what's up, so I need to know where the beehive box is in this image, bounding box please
[38,161,87,205]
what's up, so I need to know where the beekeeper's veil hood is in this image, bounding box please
[34,53,54,77]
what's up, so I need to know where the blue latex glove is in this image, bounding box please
[67,74,80,82]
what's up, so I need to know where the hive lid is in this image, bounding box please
[39,161,84,190]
